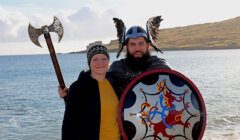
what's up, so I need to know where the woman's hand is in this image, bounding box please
[58,86,69,98]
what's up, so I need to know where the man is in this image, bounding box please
[108,23,171,95]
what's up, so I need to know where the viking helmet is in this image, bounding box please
[125,26,149,43]
[113,16,163,58]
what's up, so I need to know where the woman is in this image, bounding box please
[61,45,121,140]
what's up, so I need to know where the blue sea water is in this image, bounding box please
[0,49,240,140]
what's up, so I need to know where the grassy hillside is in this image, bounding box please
[105,16,240,51]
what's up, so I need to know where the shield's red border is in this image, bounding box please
[118,69,207,140]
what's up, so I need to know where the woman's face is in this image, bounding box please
[90,53,109,76]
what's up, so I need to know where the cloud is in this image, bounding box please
[0,6,29,42]
[0,6,119,43]
[63,6,118,40]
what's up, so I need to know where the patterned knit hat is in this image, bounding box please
[87,45,109,65]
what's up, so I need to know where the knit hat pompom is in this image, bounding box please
[87,45,109,65]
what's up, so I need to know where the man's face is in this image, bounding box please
[126,37,150,58]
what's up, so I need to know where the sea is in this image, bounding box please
[0,49,240,140]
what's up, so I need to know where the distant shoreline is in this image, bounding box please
[68,46,240,54]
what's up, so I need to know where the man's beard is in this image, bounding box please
[126,50,151,71]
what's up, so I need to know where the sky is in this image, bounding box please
[0,0,239,55]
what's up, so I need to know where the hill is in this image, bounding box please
[104,16,240,51]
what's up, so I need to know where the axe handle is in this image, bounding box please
[44,33,65,89]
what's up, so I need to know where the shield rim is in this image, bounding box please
[118,68,207,140]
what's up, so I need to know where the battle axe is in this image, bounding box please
[28,16,65,89]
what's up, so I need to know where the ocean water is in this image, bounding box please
[0,49,240,140]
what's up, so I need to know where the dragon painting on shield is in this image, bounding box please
[118,69,206,140]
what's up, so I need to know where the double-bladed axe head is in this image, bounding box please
[28,16,63,47]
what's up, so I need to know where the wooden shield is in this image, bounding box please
[118,69,206,140]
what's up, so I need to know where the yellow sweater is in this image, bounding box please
[98,79,120,140]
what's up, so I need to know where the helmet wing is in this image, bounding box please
[146,16,163,53]
[113,17,126,58]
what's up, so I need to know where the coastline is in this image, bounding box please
[68,46,240,54]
